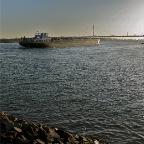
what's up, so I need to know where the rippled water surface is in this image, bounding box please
[1,40,144,143]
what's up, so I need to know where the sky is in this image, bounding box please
[0,0,144,38]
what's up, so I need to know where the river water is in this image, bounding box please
[0,40,144,143]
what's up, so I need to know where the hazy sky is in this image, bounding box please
[1,0,144,38]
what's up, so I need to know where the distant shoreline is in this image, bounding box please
[0,38,20,43]
[0,38,143,44]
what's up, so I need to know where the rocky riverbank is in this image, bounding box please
[0,111,108,144]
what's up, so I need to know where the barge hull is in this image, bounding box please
[19,38,100,48]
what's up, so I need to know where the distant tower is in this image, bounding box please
[127,32,128,36]
[93,24,95,37]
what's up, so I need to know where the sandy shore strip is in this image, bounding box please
[0,110,109,144]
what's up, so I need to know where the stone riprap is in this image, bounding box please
[0,111,106,144]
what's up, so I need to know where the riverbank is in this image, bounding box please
[0,111,108,144]
[0,38,20,43]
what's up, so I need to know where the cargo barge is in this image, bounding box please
[19,32,100,48]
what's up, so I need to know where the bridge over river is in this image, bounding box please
[92,35,144,40]
[95,35,144,38]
